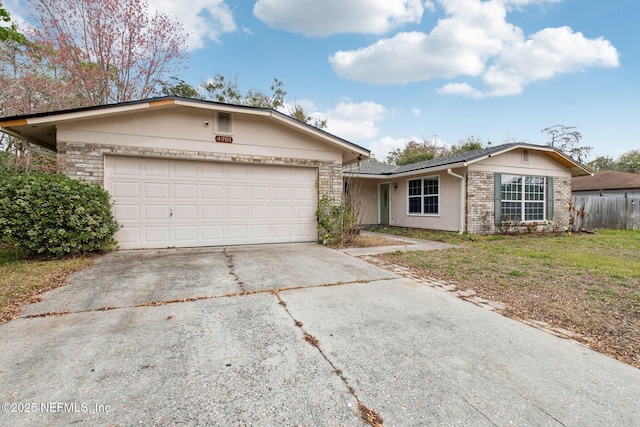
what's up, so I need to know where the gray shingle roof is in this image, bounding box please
[346,142,546,175]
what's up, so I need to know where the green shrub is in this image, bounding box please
[0,173,119,256]
[315,195,359,247]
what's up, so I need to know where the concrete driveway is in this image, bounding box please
[1,243,639,426]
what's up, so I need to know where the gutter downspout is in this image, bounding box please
[447,168,466,234]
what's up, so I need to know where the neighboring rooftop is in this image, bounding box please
[572,170,640,192]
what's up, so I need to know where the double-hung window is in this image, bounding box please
[408,176,439,215]
[500,175,546,221]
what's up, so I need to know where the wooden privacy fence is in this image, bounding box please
[571,195,640,230]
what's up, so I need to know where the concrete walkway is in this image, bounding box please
[339,230,458,256]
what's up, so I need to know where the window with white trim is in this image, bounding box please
[500,175,546,221]
[408,176,439,215]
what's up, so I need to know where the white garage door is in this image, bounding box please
[105,156,318,249]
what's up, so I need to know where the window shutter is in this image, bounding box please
[547,177,554,220]
[494,173,502,226]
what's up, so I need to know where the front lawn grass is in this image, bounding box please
[374,228,640,368]
[0,246,95,323]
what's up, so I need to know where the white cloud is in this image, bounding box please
[479,26,620,96]
[411,108,421,117]
[321,100,387,141]
[369,136,417,161]
[329,0,619,96]
[253,0,426,37]
[150,0,237,50]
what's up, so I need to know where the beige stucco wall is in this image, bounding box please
[468,148,572,178]
[389,171,462,232]
[351,170,463,232]
[55,107,345,202]
[57,107,343,163]
[347,177,379,225]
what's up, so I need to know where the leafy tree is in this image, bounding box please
[0,2,27,44]
[387,138,451,165]
[450,137,483,155]
[615,150,640,173]
[587,155,617,172]
[202,74,286,110]
[542,125,592,163]
[25,0,188,106]
[201,74,326,128]
[160,77,205,99]
[289,103,327,129]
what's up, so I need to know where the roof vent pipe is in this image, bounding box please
[447,168,466,234]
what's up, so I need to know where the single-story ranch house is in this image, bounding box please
[0,97,369,249]
[1,97,592,247]
[344,143,591,234]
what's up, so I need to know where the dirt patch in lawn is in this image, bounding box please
[374,230,640,369]
[0,248,96,324]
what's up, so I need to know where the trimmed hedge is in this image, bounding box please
[0,173,119,256]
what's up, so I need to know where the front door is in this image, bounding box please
[380,183,390,225]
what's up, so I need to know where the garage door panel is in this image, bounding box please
[201,184,223,200]
[112,181,140,198]
[144,226,170,242]
[200,162,223,178]
[251,186,270,199]
[226,164,247,179]
[227,185,247,199]
[202,226,223,240]
[250,224,270,238]
[173,205,197,220]
[144,160,170,177]
[251,205,270,219]
[174,161,197,178]
[296,206,315,219]
[272,187,291,200]
[273,168,292,181]
[273,205,292,219]
[144,183,170,199]
[227,205,247,219]
[144,205,170,220]
[227,225,248,239]
[114,205,140,221]
[106,156,317,249]
[113,157,141,177]
[116,226,140,245]
[294,187,313,200]
[294,224,316,239]
[174,184,197,199]
[174,226,197,242]
[201,205,223,220]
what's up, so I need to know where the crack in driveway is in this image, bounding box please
[273,290,385,427]
[19,277,397,319]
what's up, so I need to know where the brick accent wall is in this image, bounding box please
[57,141,343,203]
[466,171,572,234]
[466,171,494,234]
[554,176,572,228]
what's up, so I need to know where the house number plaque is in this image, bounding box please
[215,135,233,143]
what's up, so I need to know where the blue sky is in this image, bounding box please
[6,0,638,162]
